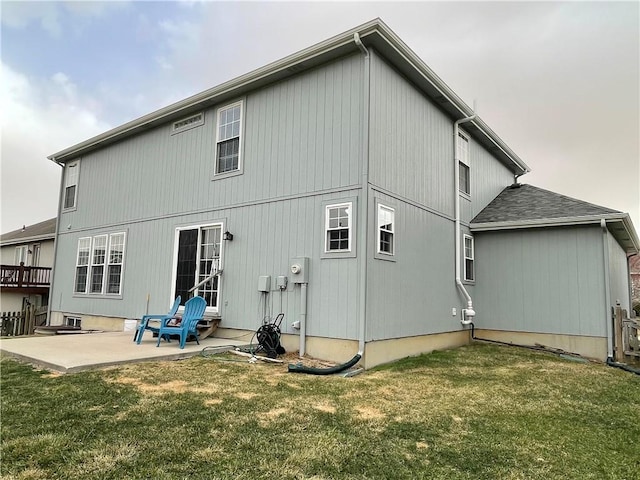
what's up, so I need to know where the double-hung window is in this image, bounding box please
[325,203,352,253]
[458,132,470,195]
[75,238,91,293]
[89,235,107,293]
[464,234,475,282]
[64,161,79,209]
[377,204,395,256]
[75,233,126,295]
[215,101,243,175]
[14,246,28,265]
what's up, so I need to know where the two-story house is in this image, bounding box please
[46,19,638,367]
[1,217,56,313]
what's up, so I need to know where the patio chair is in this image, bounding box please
[134,296,181,344]
[156,296,207,349]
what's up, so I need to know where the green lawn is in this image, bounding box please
[2,344,639,479]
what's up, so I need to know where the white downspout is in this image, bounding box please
[454,115,476,325]
[299,283,308,357]
[601,219,614,359]
[354,32,369,356]
[46,158,65,326]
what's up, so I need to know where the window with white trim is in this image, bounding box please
[107,233,126,295]
[464,234,474,282]
[215,101,243,175]
[14,246,28,265]
[74,237,91,293]
[74,233,126,295]
[377,204,395,256]
[63,162,79,209]
[325,203,352,252]
[89,235,107,294]
[458,132,470,195]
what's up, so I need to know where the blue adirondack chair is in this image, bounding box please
[134,296,181,344]
[156,296,207,349]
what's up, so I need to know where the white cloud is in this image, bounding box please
[1,1,130,37]
[0,62,111,233]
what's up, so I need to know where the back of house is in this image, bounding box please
[47,19,638,367]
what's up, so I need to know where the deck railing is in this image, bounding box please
[0,264,52,289]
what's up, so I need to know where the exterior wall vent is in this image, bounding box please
[171,112,204,135]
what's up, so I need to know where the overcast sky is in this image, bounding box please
[1,1,638,234]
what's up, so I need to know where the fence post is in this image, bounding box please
[613,306,624,362]
[26,305,34,335]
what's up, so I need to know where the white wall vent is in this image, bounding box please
[171,112,204,134]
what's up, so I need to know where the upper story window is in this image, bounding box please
[464,234,475,282]
[377,204,395,256]
[457,132,470,195]
[63,161,79,210]
[215,101,243,175]
[325,203,352,253]
[14,246,28,265]
[172,112,204,135]
[75,233,126,296]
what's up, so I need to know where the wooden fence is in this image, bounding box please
[613,306,640,361]
[0,306,48,337]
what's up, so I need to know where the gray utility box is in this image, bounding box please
[257,275,271,292]
[290,257,310,284]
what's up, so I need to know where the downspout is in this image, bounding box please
[601,219,614,359]
[47,157,66,326]
[454,116,476,324]
[299,283,307,356]
[354,32,369,357]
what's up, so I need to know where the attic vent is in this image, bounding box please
[171,112,204,134]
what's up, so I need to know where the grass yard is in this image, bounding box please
[1,344,639,479]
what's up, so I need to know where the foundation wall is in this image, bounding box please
[474,329,608,361]
[363,330,470,369]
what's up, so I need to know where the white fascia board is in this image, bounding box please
[47,18,529,175]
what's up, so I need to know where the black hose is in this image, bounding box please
[606,357,640,376]
[288,354,362,375]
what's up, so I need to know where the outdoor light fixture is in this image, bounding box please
[223,231,234,241]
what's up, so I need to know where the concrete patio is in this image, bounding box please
[0,331,250,373]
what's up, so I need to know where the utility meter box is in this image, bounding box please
[257,275,271,292]
[290,257,310,284]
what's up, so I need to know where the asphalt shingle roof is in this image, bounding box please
[471,184,620,225]
[1,217,57,243]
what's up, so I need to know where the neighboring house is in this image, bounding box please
[0,218,56,312]
[630,255,640,315]
[45,19,638,367]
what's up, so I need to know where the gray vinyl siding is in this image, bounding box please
[468,139,514,220]
[607,232,631,312]
[474,226,606,337]
[366,190,463,340]
[60,54,363,232]
[51,190,361,339]
[369,51,454,217]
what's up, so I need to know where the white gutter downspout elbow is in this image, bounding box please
[601,219,614,359]
[354,32,369,357]
[454,115,476,325]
